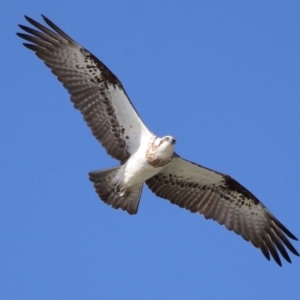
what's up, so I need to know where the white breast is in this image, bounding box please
[112,147,164,190]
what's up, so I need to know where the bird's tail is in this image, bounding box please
[88,167,143,215]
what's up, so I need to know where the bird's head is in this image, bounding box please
[154,135,176,159]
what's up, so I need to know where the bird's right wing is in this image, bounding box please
[17,15,152,163]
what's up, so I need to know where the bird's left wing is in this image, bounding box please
[146,155,299,266]
[17,15,151,163]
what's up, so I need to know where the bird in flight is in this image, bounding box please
[17,15,299,266]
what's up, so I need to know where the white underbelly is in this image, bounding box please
[116,154,163,189]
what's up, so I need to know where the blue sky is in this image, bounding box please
[1,1,300,299]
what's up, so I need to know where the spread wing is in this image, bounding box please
[146,155,299,266]
[17,15,151,163]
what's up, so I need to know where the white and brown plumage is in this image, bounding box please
[17,15,299,266]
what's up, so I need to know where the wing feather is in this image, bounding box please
[17,15,151,162]
[146,155,299,265]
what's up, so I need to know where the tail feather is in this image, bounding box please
[88,167,143,215]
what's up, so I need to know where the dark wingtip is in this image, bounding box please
[22,43,37,51]
[284,230,298,241]
[273,254,282,267]
[41,15,53,28]
[272,215,299,241]
[16,32,26,39]
[41,14,47,21]
[24,15,33,23]
[18,24,27,30]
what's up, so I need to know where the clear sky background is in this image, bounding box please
[1,1,300,299]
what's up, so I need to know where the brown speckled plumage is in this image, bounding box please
[146,156,299,266]
[146,135,173,167]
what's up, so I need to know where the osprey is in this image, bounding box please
[17,15,299,266]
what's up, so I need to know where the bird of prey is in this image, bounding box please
[17,15,299,266]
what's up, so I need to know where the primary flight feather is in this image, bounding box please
[17,15,299,266]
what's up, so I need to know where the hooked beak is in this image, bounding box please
[171,137,176,145]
